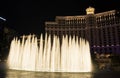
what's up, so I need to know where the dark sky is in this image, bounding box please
[0,0,119,35]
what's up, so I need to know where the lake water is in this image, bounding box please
[1,70,93,78]
[0,70,120,78]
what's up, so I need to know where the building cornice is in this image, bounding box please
[95,10,116,16]
[45,22,58,25]
[56,15,86,20]
[55,10,116,20]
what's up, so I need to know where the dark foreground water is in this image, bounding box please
[0,62,120,78]
[0,70,120,78]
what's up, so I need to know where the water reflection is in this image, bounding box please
[5,70,93,78]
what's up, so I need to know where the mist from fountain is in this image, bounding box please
[7,34,92,72]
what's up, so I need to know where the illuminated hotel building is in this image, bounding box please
[45,7,120,54]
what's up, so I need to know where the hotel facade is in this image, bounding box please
[45,7,120,54]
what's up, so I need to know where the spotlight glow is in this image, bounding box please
[0,17,6,21]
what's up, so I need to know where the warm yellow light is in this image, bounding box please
[86,6,95,14]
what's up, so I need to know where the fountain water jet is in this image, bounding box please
[7,34,92,72]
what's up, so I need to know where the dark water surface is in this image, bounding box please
[0,70,120,78]
[0,62,120,78]
[1,70,93,78]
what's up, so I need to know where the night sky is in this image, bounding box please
[0,0,119,35]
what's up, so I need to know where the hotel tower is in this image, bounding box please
[45,7,120,54]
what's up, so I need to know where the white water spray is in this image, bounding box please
[7,34,92,72]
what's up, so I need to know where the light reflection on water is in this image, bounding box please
[5,70,93,78]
